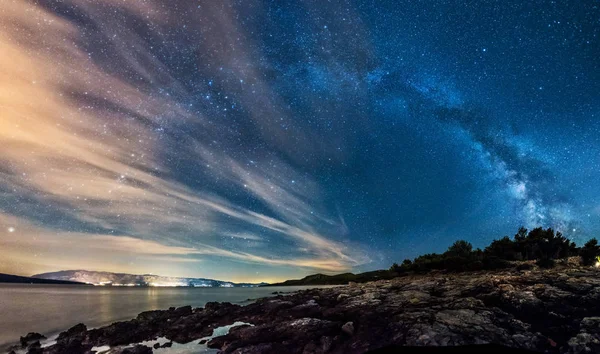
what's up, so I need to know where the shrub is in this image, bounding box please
[581,238,600,266]
[485,236,519,260]
[445,240,473,258]
[442,256,471,272]
[536,258,556,269]
[389,227,591,275]
[481,256,510,270]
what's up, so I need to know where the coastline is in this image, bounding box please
[10,265,600,354]
[0,285,336,353]
[0,283,338,353]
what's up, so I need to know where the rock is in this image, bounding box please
[20,332,46,347]
[137,310,165,323]
[57,323,87,341]
[27,340,41,349]
[153,341,173,349]
[567,332,599,354]
[320,336,333,352]
[26,346,43,354]
[303,340,317,353]
[566,317,600,353]
[336,293,350,302]
[341,322,354,336]
[50,322,90,353]
[198,339,207,344]
[120,344,152,354]
[263,299,295,313]
[26,340,42,354]
[173,305,193,317]
[208,317,340,352]
[580,317,600,334]
[281,300,321,318]
[24,266,600,354]
[229,324,252,334]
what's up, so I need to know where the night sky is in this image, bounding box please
[1,0,599,282]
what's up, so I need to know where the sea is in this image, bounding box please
[0,284,338,352]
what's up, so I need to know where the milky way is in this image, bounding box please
[0,0,599,282]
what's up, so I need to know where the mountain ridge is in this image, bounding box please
[265,269,399,286]
[33,269,268,287]
[0,272,86,285]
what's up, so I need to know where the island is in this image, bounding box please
[0,273,85,285]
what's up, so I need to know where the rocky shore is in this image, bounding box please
[11,264,600,354]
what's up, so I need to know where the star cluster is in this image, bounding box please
[0,0,598,281]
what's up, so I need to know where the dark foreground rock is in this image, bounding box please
[12,265,600,354]
[19,333,46,348]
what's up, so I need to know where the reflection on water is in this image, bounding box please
[0,284,337,350]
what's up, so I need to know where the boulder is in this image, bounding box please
[120,345,152,354]
[341,322,354,336]
[20,332,46,347]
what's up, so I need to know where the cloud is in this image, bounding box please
[0,0,369,278]
[0,212,357,276]
[221,232,264,241]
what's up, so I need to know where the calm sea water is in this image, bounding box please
[0,284,336,351]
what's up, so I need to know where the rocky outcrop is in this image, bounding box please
[12,266,600,353]
[19,333,46,348]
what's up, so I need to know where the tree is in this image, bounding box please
[485,236,518,260]
[569,241,578,256]
[446,240,473,258]
[511,227,572,263]
[514,227,528,242]
[388,227,579,275]
[581,238,600,266]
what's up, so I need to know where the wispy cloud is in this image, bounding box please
[0,0,369,278]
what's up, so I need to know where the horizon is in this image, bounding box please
[4,224,597,284]
[1,1,599,283]
[24,268,272,284]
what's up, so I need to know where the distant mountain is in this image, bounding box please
[33,270,268,287]
[265,269,398,286]
[0,272,85,285]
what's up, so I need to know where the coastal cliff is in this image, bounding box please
[12,264,600,354]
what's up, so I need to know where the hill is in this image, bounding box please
[266,270,398,286]
[33,270,268,287]
[0,273,85,285]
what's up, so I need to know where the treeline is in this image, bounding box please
[390,227,600,273]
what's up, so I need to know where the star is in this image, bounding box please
[0,0,598,281]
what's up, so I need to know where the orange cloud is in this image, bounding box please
[0,0,369,279]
